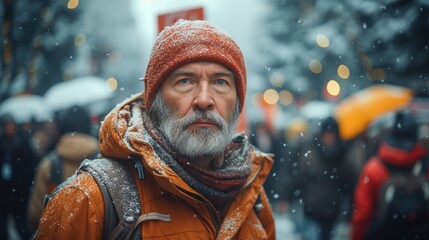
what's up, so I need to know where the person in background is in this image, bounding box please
[34,19,275,239]
[292,116,353,240]
[27,105,99,233]
[249,121,279,202]
[30,117,61,161]
[351,110,428,240]
[0,114,36,240]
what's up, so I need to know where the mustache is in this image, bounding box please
[180,110,226,130]
[149,91,238,133]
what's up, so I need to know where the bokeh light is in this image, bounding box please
[278,90,293,106]
[270,72,285,87]
[309,59,323,74]
[326,80,340,96]
[263,89,279,105]
[106,77,118,91]
[316,34,330,48]
[74,33,86,46]
[337,64,350,79]
[67,0,79,9]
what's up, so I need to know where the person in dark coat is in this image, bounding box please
[292,116,352,240]
[0,114,36,239]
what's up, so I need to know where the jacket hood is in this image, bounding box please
[56,132,98,163]
[99,94,150,160]
[378,141,427,167]
[99,94,194,186]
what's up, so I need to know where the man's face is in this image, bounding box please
[320,131,337,146]
[318,130,343,161]
[152,61,239,158]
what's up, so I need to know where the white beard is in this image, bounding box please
[150,93,239,158]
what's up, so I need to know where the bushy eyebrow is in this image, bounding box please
[213,71,234,79]
[169,71,193,77]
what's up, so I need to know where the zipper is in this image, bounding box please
[207,205,221,233]
[175,185,221,234]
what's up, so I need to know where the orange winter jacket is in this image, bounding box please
[35,95,275,240]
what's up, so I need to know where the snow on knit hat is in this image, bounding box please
[143,19,247,112]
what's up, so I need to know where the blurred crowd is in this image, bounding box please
[2,93,429,239]
[249,114,361,240]
[0,105,101,239]
[250,95,429,240]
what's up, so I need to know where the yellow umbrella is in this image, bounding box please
[334,84,413,140]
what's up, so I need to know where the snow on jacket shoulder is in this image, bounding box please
[36,172,104,239]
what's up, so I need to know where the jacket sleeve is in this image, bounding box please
[351,159,387,240]
[258,188,275,240]
[34,172,104,240]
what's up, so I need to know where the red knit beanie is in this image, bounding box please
[143,19,247,112]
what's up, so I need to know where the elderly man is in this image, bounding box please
[34,20,275,239]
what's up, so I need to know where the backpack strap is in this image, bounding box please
[79,158,143,240]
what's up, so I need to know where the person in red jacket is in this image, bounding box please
[351,110,428,240]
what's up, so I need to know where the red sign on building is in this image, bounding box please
[157,7,205,33]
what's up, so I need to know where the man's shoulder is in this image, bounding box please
[37,171,105,239]
[69,171,101,191]
[363,156,385,172]
[51,171,103,204]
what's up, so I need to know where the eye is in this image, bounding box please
[178,78,190,85]
[213,78,234,94]
[215,79,227,85]
[171,77,193,93]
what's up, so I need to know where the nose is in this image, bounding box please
[193,81,214,110]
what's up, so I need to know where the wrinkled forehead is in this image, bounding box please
[168,61,235,75]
